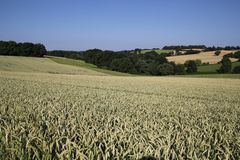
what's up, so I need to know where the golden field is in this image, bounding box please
[167,50,238,64]
[1,70,240,159]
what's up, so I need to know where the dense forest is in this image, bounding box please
[80,49,186,75]
[47,49,186,75]
[0,41,46,57]
[47,49,201,75]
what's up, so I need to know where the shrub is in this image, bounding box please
[234,51,240,59]
[157,63,174,75]
[195,59,202,66]
[202,62,210,65]
[215,50,221,56]
[223,51,240,60]
[174,64,185,75]
[185,50,201,55]
[233,65,240,74]
[217,57,232,73]
[185,60,197,73]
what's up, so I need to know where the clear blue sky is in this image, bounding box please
[0,0,239,51]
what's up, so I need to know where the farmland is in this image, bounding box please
[48,56,131,76]
[197,61,240,74]
[139,49,174,54]
[167,50,238,64]
[130,49,174,54]
[1,56,240,159]
[0,56,105,76]
[0,56,132,76]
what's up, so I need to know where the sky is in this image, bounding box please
[0,0,240,51]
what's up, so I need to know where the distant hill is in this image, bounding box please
[167,50,239,64]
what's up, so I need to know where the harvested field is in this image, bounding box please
[167,50,239,64]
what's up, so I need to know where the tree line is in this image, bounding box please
[47,50,83,59]
[223,51,240,59]
[81,49,191,75]
[204,46,240,51]
[162,45,240,51]
[0,41,46,57]
[162,45,207,50]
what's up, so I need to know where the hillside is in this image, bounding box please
[48,56,131,76]
[167,50,238,64]
[0,56,106,76]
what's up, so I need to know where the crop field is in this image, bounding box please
[1,70,240,159]
[197,62,240,74]
[48,56,131,76]
[167,50,238,64]
[0,56,105,76]
[175,73,240,79]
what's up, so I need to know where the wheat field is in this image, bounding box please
[0,70,240,159]
[0,56,106,76]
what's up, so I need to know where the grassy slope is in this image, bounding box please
[197,61,240,74]
[0,56,106,76]
[130,49,174,54]
[48,56,131,76]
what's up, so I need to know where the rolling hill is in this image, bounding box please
[47,56,131,76]
[167,50,238,64]
[0,56,107,76]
